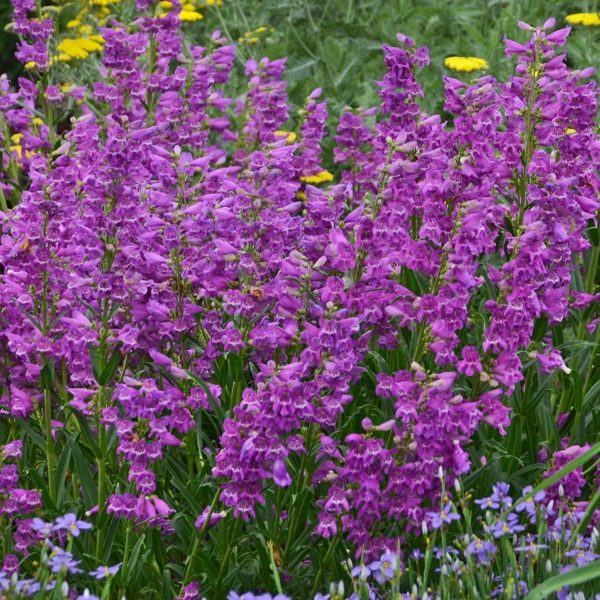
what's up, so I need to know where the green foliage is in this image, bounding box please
[197,0,600,114]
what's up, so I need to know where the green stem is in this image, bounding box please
[44,388,56,504]
[182,489,220,586]
[121,521,133,580]
[95,417,107,562]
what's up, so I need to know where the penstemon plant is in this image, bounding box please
[0,0,598,598]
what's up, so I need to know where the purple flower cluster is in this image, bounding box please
[0,0,598,589]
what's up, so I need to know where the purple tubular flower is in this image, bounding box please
[195,506,226,531]
[272,459,292,487]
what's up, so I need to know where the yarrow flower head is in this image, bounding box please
[565,12,600,26]
[444,56,489,72]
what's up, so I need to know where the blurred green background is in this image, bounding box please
[203,0,599,114]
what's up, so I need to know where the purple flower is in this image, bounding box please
[272,459,292,488]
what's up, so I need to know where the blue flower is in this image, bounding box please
[465,536,496,565]
[89,563,121,579]
[368,551,399,583]
[350,564,371,581]
[488,513,525,538]
[490,483,512,509]
[77,591,100,600]
[515,486,545,517]
[47,547,82,574]
[53,513,92,537]
[427,503,460,529]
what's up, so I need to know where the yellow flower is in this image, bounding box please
[565,128,577,135]
[159,0,174,8]
[444,56,489,72]
[67,19,81,29]
[300,170,334,184]
[8,135,34,160]
[32,117,44,127]
[566,12,600,26]
[275,130,297,143]
[57,37,104,61]
[24,61,37,70]
[296,191,307,201]
[205,0,223,5]
[179,9,203,20]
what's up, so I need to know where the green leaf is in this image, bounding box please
[68,436,97,507]
[71,409,100,457]
[89,344,102,383]
[124,532,146,581]
[98,343,123,386]
[525,559,600,600]
[54,442,72,508]
[185,370,226,422]
[41,361,54,391]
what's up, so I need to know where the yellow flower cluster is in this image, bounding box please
[52,0,119,62]
[444,56,489,72]
[56,36,105,62]
[238,26,274,44]
[566,12,600,26]
[8,133,34,159]
[300,170,334,184]
[159,1,203,21]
